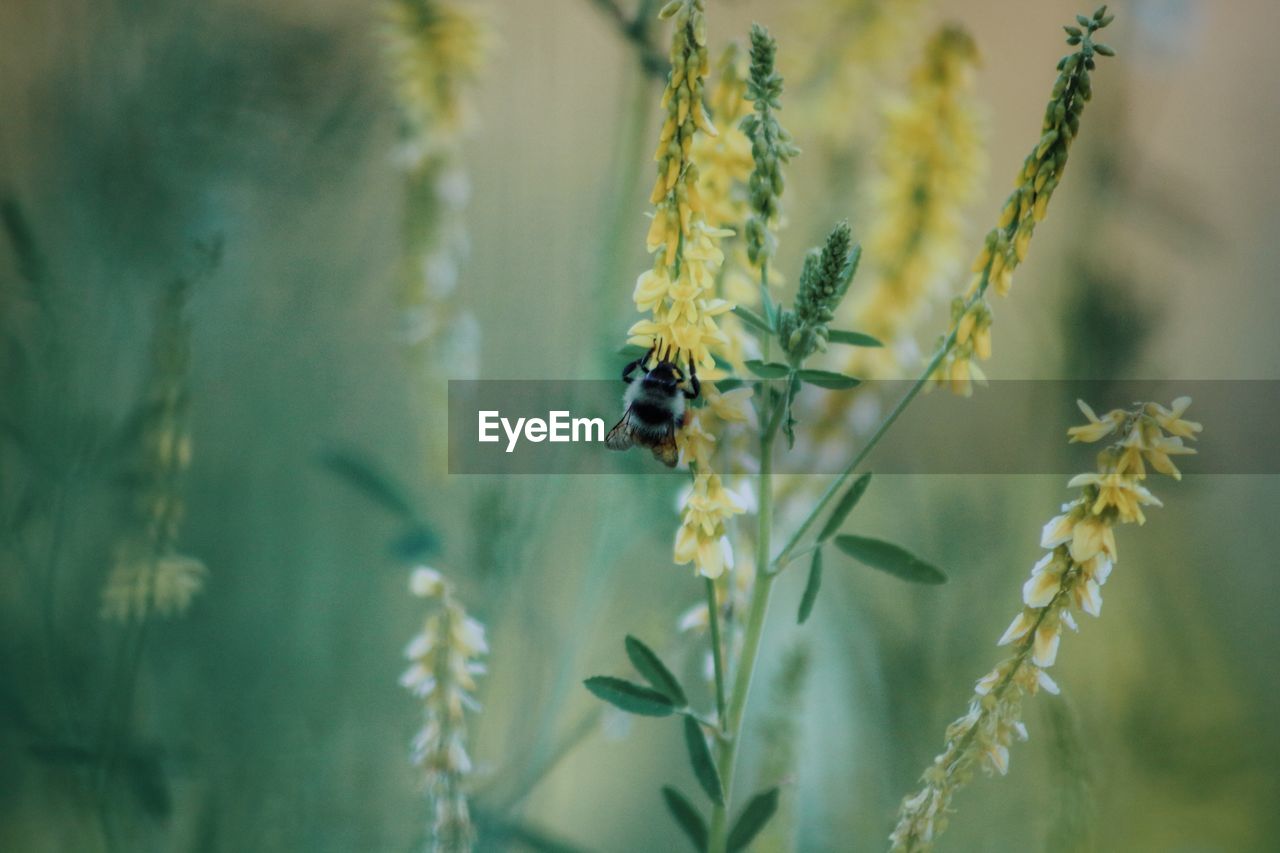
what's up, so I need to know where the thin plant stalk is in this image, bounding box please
[593,54,659,360]
[705,576,727,721]
[773,280,986,571]
[708,388,784,852]
[707,271,987,851]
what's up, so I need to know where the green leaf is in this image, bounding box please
[797,548,823,625]
[827,329,883,348]
[818,473,872,542]
[625,636,686,705]
[744,360,791,379]
[795,369,861,390]
[318,446,417,521]
[682,716,724,804]
[833,535,947,585]
[727,787,780,851]
[661,786,708,852]
[390,525,442,561]
[715,378,746,393]
[583,676,676,716]
[731,304,773,334]
[1,198,48,288]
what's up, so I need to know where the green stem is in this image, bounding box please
[708,390,783,853]
[706,270,990,851]
[771,280,989,572]
[705,576,727,724]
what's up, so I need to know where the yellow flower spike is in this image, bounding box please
[624,0,741,579]
[891,393,1197,853]
[928,11,1114,397]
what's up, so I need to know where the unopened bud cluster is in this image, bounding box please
[741,23,799,267]
[777,221,859,363]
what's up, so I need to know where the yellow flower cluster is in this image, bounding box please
[673,461,748,579]
[933,8,1114,395]
[626,1,752,579]
[845,25,984,379]
[671,370,752,582]
[102,281,206,623]
[889,396,1199,852]
[400,566,488,852]
[627,0,733,372]
[383,0,487,160]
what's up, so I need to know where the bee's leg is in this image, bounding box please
[622,343,658,383]
[686,359,701,400]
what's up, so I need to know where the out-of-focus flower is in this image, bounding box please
[787,0,929,147]
[844,25,985,379]
[695,43,754,231]
[382,0,489,381]
[401,566,487,852]
[101,279,205,623]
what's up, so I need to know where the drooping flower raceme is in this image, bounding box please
[401,566,488,853]
[889,396,1200,852]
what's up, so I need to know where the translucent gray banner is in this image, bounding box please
[447,380,1275,475]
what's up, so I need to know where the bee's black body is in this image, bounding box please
[604,347,700,467]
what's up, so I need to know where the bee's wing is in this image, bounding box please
[650,432,679,468]
[605,411,637,451]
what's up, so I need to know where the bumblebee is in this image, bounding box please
[605,345,700,468]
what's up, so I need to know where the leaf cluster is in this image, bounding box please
[582,636,781,850]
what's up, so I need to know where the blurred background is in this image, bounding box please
[2,0,1278,850]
